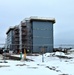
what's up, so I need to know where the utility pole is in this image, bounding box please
[41,47,45,62]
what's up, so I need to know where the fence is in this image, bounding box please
[0,44,74,54]
[0,44,53,53]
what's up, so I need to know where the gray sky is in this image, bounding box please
[0,0,74,47]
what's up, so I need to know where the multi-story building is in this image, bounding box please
[29,17,55,53]
[6,16,55,53]
[6,26,19,53]
[6,26,14,51]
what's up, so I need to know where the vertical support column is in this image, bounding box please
[19,23,22,59]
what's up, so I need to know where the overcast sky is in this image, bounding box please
[0,0,74,47]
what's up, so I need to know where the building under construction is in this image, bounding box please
[6,26,19,53]
[6,16,55,53]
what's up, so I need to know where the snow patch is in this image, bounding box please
[55,52,65,56]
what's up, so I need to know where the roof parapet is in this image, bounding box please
[29,16,55,23]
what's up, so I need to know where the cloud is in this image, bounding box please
[0,0,74,46]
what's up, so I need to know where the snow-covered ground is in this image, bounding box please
[0,51,74,75]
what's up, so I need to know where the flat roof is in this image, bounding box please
[6,26,14,34]
[29,16,55,23]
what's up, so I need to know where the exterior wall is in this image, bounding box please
[7,30,14,51]
[32,21,53,53]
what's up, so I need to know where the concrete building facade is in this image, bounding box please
[30,17,55,53]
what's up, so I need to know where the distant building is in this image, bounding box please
[6,16,55,53]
